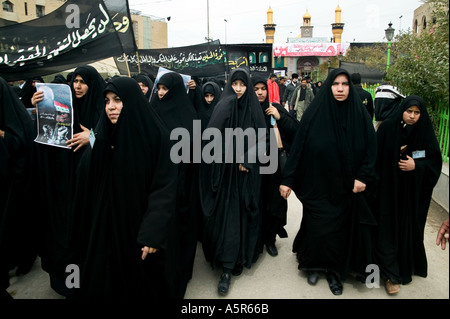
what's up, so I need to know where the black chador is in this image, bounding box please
[71,77,180,299]
[199,68,266,274]
[374,95,442,285]
[150,72,199,298]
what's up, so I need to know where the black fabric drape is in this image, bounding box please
[199,68,266,270]
[281,68,377,280]
[150,71,199,298]
[35,65,105,297]
[71,77,180,299]
[0,77,38,291]
[374,95,442,285]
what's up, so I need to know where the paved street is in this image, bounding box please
[5,194,449,301]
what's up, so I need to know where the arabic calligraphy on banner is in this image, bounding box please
[115,41,227,77]
[273,43,351,57]
[0,0,129,68]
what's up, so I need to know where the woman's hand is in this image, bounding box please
[66,124,90,152]
[398,155,415,171]
[31,91,44,107]
[279,185,292,200]
[265,103,281,120]
[141,246,158,260]
[239,164,249,173]
[353,180,366,193]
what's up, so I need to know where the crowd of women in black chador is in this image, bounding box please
[1,64,443,299]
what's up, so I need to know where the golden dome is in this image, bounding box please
[303,10,311,19]
[335,5,341,12]
[267,6,273,14]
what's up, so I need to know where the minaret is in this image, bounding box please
[300,9,313,38]
[331,5,344,43]
[264,7,276,44]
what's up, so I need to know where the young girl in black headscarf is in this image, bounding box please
[198,81,222,132]
[374,95,442,295]
[199,68,266,296]
[71,77,179,299]
[150,72,199,298]
[252,75,299,258]
[280,68,377,296]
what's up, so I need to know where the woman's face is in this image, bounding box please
[204,93,214,105]
[104,91,123,124]
[331,74,350,102]
[157,84,169,100]
[73,75,89,99]
[232,79,246,99]
[254,83,267,103]
[138,82,149,95]
[403,105,421,125]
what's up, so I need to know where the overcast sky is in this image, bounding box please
[128,0,425,47]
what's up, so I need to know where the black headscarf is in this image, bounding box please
[70,65,105,133]
[374,94,442,285]
[134,73,154,100]
[199,68,266,270]
[251,75,299,152]
[150,72,197,133]
[72,76,180,299]
[281,68,377,280]
[198,81,222,132]
[0,77,39,286]
[18,76,44,108]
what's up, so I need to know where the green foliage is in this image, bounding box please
[386,0,449,109]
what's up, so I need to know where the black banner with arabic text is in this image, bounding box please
[114,40,226,78]
[0,0,135,81]
[225,43,273,78]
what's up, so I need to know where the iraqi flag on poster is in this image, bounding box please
[54,100,70,113]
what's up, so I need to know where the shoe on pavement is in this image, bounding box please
[218,273,231,296]
[266,243,278,257]
[307,271,320,285]
[326,272,343,296]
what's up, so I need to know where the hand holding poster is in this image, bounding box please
[34,83,73,149]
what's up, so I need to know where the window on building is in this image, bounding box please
[36,5,45,17]
[2,1,13,12]
[414,19,418,33]
[422,16,427,30]
[25,2,28,15]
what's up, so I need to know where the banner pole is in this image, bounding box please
[136,51,141,74]
[123,52,131,77]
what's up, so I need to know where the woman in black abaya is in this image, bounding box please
[252,75,299,257]
[279,68,377,296]
[199,68,266,296]
[0,77,38,298]
[32,65,105,297]
[374,95,442,295]
[72,77,179,299]
[150,72,199,298]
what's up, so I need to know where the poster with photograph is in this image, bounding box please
[149,67,191,102]
[34,83,73,149]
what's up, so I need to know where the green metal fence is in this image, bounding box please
[362,84,449,163]
[438,101,450,163]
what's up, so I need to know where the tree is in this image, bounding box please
[386,0,449,108]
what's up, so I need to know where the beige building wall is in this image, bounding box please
[131,13,168,49]
[1,0,66,22]
[413,2,435,35]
